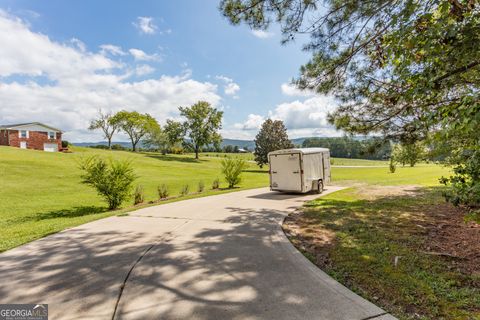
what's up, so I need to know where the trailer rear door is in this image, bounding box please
[269,153,302,191]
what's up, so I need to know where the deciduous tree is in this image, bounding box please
[113,111,159,152]
[179,101,223,159]
[163,119,185,151]
[143,125,167,153]
[88,110,120,149]
[392,142,425,167]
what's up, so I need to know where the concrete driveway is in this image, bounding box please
[0,187,395,320]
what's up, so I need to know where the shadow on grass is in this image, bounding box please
[35,206,107,220]
[142,153,206,163]
[243,169,268,173]
[286,186,479,319]
[7,206,108,225]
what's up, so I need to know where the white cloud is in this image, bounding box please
[128,48,161,62]
[163,28,172,35]
[216,75,240,97]
[234,114,265,130]
[220,128,259,140]
[70,38,86,52]
[133,16,157,34]
[270,96,337,129]
[0,11,119,79]
[0,10,221,142]
[231,96,340,139]
[281,83,315,97]
[100,44,127,56]
[135,64,155,76]
[251,29,274,39]
[225,82,240,96]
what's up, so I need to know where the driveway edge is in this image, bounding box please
[277,187,398,320]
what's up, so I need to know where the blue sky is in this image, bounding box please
[0,0,339,142]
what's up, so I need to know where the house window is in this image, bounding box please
[20,130,28,138]
[48,131,55,139]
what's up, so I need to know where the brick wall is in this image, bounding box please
[7,130,62,151]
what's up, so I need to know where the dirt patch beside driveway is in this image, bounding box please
[283,185,480,319]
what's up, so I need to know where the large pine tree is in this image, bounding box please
[254,119,294,168]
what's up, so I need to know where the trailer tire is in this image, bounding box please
[316,180,324,194]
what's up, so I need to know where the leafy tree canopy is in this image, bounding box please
[143,124,167,152]
[113,111,159,152]
[302,136,392,160]
[391,142,426,167]
[163,119,185,149]
[179,101,223,159]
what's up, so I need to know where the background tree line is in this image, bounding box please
[89,101,223,159]
[302,137,392,160]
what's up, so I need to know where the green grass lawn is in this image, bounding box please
[285,187,479,319]
[0,146,268,252]
[332,164,449,186]
[2,145,468,318]
[201,152,255,160]
[283,161,476,319]
[0,145,449,252]
[330,158,388,166]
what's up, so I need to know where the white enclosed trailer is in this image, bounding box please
[268,148,331,193]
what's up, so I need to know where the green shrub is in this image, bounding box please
[198,181,205,193]
[221,158,247,188]
[170,146,184,154]
[111,144,127,150]
[212,178,220,190]
[79,156,136,210]
[61,141,69,148]
[389,157,396,173]
[440,150,480,213]
[134,185,145,205]
[180,184,189,196]
[157,184,169,199]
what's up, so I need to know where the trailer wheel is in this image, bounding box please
[316,180,324,194]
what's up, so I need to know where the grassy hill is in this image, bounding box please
[0,146,450,252]
[0,146,269,252]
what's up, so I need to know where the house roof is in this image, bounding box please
[0,122,63,132]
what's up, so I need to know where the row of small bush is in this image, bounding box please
[80,156,245,210]
[133,179,221,205]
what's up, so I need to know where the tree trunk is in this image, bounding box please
[131,138,137,152]
[108,137,112,150]
[195,145,199,159]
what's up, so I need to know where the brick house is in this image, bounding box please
[0,122,63,152]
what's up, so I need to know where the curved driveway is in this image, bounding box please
[0,187,395,320]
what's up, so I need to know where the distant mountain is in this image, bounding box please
[220,139,255,149]
[73,138,311,149]
[73,141,133,148]
[73,137,340,149]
